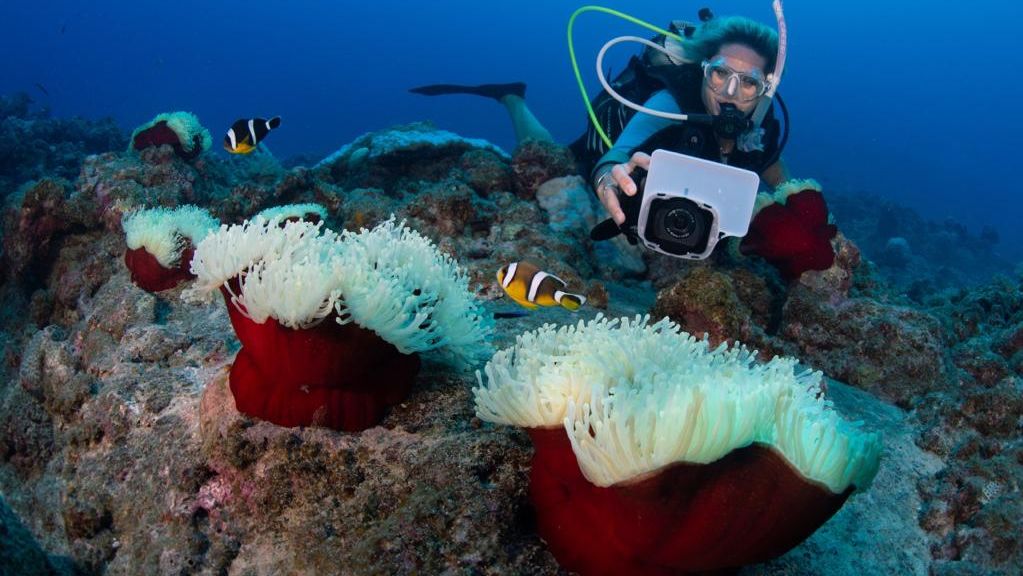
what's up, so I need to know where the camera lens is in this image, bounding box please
[645,197,714,257]
[663,207,697,239]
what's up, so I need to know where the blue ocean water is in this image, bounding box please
[2,0,1020,261]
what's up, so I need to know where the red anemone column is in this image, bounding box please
[526,427,853,575]
[221,285,421,431]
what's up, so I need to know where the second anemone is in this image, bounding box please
[186,211,493,432]
[474,314,881,575]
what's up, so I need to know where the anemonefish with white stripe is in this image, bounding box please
[496,261,586,311]
[224,117,281,154]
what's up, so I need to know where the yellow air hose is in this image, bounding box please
[567,6,682,149]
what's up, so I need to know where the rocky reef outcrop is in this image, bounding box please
[0,93,124,198]
[0,116,1020,575]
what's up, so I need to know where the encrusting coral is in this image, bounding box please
[129,111,212,161]
[121,205,219,292]
[474,315,882,575]
[185,208,493,431]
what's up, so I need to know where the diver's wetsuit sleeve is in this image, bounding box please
[590,90,680,184]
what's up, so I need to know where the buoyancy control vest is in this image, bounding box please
[568,21,786,178]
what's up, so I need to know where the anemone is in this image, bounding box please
[121,205,219,292]
[255,203,328,224]
[741,179,838,280]
[769,177,822,204]
[334,217,494,366]
[187,208,493,431]
[474,314,881,575]
[129,111,212,160]
[186,215,341,328]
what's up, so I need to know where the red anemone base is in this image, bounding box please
[132,120,203,160]
[124,246,195,292]
[527,427,852,575]
[222,286,421,431]
[739,189,838,281]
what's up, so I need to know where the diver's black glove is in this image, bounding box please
[590,168,646,245]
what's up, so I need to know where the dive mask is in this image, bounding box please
[701,58,770,102]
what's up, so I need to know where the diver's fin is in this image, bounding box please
[409,82,526,101]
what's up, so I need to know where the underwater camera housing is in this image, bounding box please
[634,149,759,259]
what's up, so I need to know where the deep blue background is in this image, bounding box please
[2,1,1020,259]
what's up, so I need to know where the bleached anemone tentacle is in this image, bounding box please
[771,389,882,493]
[184,216,328,305]
[474,315,633,428]
[122,205,219,267]
[220,271,250,320]
[122,208,187,267]
[161,111,213,154]
[475,314,882,493]
[333,217,494,366]
[129,111,212,155]
[235,238,342,329]
[772,177,822,204]
[255,203,328,223]
[173,206,220,245]
[221,217,341,329]
[187,211,492,363]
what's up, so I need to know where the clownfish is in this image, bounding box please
[497,261,586,311]
[224,117,281,154]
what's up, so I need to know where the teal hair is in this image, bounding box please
[681,16,779,74]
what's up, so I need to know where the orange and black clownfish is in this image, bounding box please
[224,117,281,154]
[496,261,587,311]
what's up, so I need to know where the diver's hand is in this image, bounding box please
[596,152,651,225]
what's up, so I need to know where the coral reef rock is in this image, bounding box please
[0,92,125,195]
[510,139,576,200]
[1,117,1020,575]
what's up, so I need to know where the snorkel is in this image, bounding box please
[752,1,787,128]
[569,2,788,151]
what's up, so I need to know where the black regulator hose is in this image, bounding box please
[680,93,790,170]
[762,91,790,170]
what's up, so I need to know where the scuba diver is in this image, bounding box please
[589,14,788,226]
[412,5,838,279]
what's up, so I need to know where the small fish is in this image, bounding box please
[496,261,586,311]
[349,210,368,231]
[224,116,281,154]
[34,83,49,97]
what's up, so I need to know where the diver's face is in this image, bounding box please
[702,43,768,117]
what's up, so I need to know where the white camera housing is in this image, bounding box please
[636,149,760,259]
